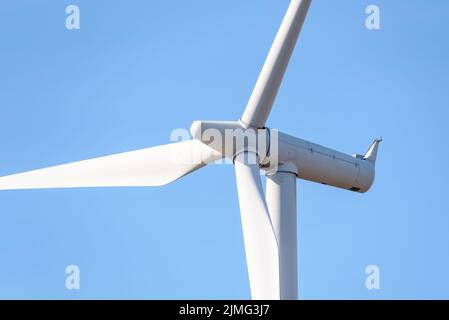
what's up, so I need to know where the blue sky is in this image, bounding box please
[1,0,449,299]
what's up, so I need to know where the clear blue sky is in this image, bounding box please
[1,0,448,299]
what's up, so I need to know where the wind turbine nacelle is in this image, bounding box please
[190,121,378,193]
[274,132,376,193]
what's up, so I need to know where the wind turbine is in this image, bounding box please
[0,0,380,300]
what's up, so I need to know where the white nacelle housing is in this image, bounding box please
[273,132,375,193]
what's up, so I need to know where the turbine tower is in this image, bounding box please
[0,0,381,300]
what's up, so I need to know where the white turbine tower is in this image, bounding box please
[0,0,381,300]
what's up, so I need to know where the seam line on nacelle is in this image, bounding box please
[280,139,358,166]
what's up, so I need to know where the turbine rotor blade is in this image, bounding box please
[234,151,280,300]
[241,0,312,128]
[0,140,221,190]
